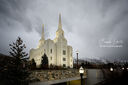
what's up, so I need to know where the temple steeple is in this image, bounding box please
[37,24,45,48]
[58,13,62,29]
[56,13,64,38]
[41,24,45,40]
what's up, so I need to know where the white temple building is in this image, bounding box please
[29,14,73,68]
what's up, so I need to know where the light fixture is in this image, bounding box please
[110,67,113,71]
[79,66,84,85]
[79,66,84,74]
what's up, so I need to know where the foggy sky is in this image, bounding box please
[0,0,128,61]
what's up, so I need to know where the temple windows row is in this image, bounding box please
[44,49,52,54]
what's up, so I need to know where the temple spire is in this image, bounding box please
[42,24,45,40]
[58,13,62,29]
[37,24,45,48]
[55,13,64,38]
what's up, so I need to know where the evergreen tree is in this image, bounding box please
[41,53,49,69]
[0,37,29,85]
[31,58,36,70]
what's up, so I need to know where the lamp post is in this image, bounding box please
[122,67,124,70]
[79,66,84,85]
[127,68,128,71]
[76,50,79,69]
[110,67,113,72]
[110,67,114,78]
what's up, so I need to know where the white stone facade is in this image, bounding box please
[29,14,73,68]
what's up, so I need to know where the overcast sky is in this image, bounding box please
[0,0,128,61]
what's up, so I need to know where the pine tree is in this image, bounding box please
[2,37,29,85]
[41,53,49,69]
[31,58,36,70]
[9,37,28,60]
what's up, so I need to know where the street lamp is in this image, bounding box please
[122,67,124,70]
[76,50,79,69]
[110,67,113,72]
[79,66,84,85]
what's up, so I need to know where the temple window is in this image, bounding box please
[50,49,52,53]
[63,50,66,55]
[63,64,66,67]
[63,58,66,61]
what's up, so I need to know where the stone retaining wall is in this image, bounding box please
[29,69,86,82]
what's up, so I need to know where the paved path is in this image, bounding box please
[30,76,86,85]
